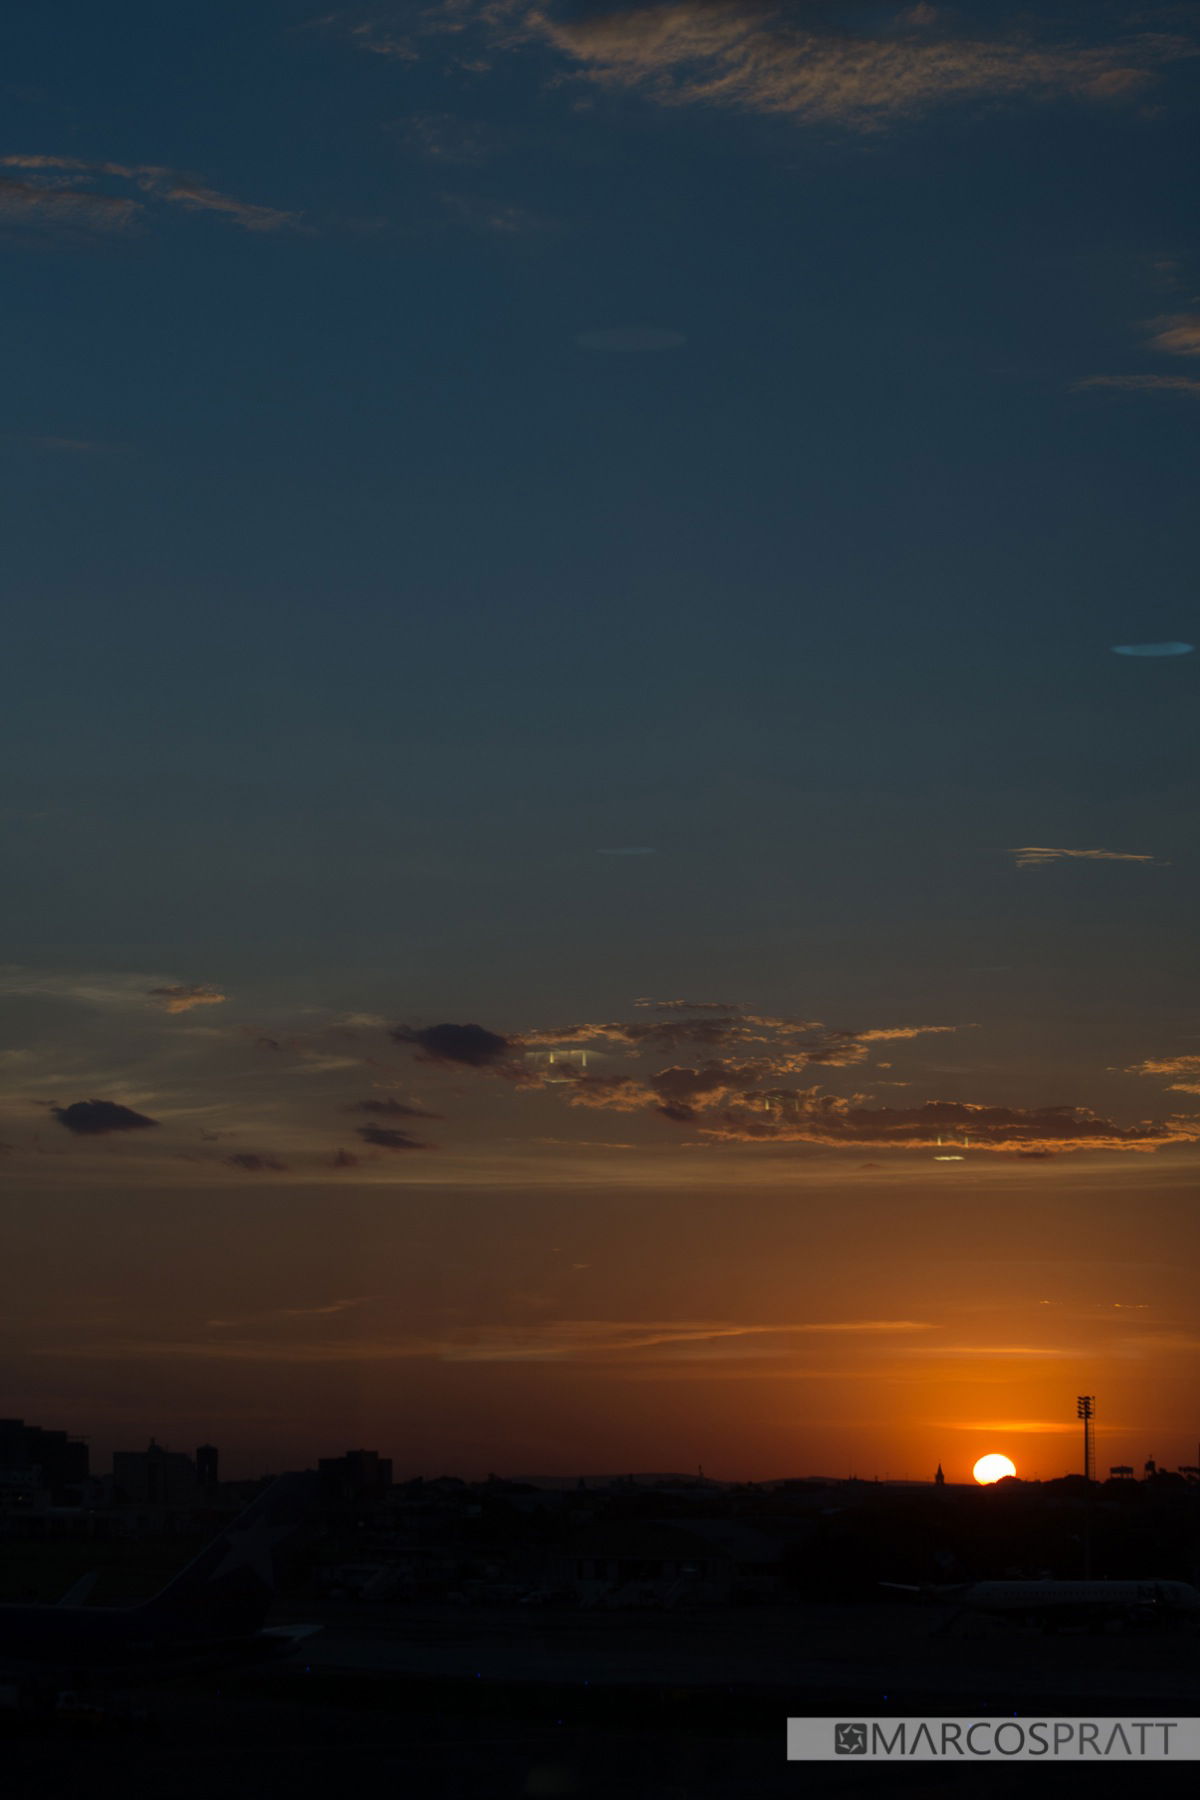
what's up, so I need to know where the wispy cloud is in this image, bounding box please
[0,155,296,233]
[902,1343,1081,1360]
[439,190,548,233]
[1131,1054,1200,1096]
[314,3,1184,134]
[306,11,419,60]
[1077,307,1200,396]
[401,112,494,164]
[147,984,227,1015]
[1075,373,1200,397]
[933,1418,1080,1434]
[1145,312,1200,357]
[507,2,1185,133]
[695,1094,1199,1155]
[0,174,139,232]
[1009,846,1161,868]
[0,967,226,1013]
[391,1000,1197,1156]
[206,1297,374,1328]
[40,1314,932,1364]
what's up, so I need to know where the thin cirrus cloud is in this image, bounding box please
[933,1418,1079,1434]
[0,967,218,1011]
[1077,375,1200,398]
[506,0,1181,132]
[0,155,296,233]
[313,2,1183,132]
[306,12,418,61]
[50,1316,933,1366]
[1131,1055,1200,1097]
[1076,310,1200,399]
[1009,846,1161,868]
[1111,640,1194,656]
[146,984,227,1015]
[205,1297,375,1329]
[1145,313,1200,357]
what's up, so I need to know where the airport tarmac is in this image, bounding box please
[6,1601,1200,1798]
[287,1598,1200,1706]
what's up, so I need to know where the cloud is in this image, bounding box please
[307,12,418,60]
[392,1020,515,1068]
[576,328,685,351]
[1110,640,1195,656]
[439,192,547,233]
[345,1096,443,1118]
[147,984,227,1015]
[224,1152,288,1172]
[1009,846,1159,868]
[635,998,737,1011]
[0,174,140,232]
[51,1099,159,1136]
[431,1315,932,1362]
[1145,312,1200,357]
[695,1093,1199,1154]
[1076,375,1200,398]
[76,1315,931,1365]
[0,155,295,233]
[0,968,196,1010]
[1131,1054,1200,1097]
[402,112,493,163]
[509,2,1181,133]
[519,1008,953,1065]
[935,1419,1079,1434]
[206,1296,373,1328]
[356,1124,433,1150]
[396,1001,1188,1157]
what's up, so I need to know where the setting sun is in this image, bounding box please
[973,1453,1018,1484]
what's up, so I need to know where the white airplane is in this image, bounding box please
[0,1471,321,1709]
[882,1577,1200,1631]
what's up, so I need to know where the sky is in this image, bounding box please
[1,0,1198,1482]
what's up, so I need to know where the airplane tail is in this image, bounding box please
[136,1471,320,1642]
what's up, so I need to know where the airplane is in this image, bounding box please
[0,1470,321,1707]
[882,1576,1200,1632]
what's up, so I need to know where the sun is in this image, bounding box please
[973,1452,1017,1484]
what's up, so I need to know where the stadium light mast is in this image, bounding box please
[1077,1395,1095,1482]
[1077,1395,1096,1579]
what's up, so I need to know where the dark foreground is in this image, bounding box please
[6,1600,1200,1798]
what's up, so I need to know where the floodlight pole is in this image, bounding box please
[1077,1395,1095,1578]
[1077,1395,1095,1482]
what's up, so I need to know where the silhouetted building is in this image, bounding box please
[0,1417,89,1503]
[935,1463,945,1487]
[318,1449,393,1506]
[112,1439,198,1506]
[196,1444,219,1488]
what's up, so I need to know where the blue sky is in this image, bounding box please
[1,0,1198,1475]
